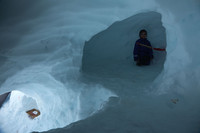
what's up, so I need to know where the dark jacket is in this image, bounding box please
[133,38,153,61]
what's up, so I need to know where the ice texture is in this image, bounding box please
[0,0,200,133]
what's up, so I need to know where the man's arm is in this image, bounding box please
[149,42,153,59]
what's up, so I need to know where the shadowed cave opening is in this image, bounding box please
[81,11,167,82]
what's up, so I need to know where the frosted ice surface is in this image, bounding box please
[0,0,200,133]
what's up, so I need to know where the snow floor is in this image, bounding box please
[40,53,200,133]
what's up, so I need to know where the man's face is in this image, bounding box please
[140,32,147,39]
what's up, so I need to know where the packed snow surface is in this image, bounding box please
[0,0,200,133]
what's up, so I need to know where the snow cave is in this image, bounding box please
[0,0,200,133]
[82,11,166,80]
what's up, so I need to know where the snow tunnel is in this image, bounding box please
[82,11,167,80]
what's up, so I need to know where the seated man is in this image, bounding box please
[133,29,153,66]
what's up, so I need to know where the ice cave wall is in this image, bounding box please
[0,0,199,99]
[0,0,200,133]
[154,0,200,93]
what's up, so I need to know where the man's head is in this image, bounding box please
[139,29,147,39]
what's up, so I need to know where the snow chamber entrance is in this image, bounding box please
[82,11,166,80]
